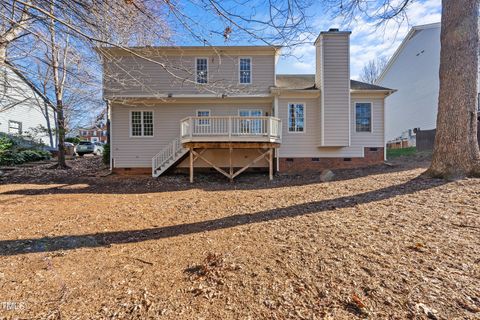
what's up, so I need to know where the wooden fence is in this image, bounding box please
[416,125,480,151]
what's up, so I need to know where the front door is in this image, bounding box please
[239,109,262,134]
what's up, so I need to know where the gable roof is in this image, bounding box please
[3,61,55,108]
[376,22,441,83]
[275,74,394,92]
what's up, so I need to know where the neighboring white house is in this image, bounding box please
[99,28,395,180]
[0,62,56,147]
[377,22,480,142]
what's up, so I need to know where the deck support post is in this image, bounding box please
[189,147,194,183]
[269,148,273,180]
[229,145,233,182]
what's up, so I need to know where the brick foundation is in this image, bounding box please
[113,148,384,176]
[112,167,152,175]
[278,147,384,173]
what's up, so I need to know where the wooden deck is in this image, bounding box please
[183,141,280,182]
[180,116,282,144]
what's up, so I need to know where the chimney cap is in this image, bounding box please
[314,29,352,45]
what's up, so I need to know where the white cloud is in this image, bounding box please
[277,0,441,79]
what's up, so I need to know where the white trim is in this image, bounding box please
[353,101,373,133]
[195,57,209,84]
[238,56,252,85]
[287,102,306,134]
[129,110,155,138]
[273,96,279,171]
[320,42,325,145]
[347,36,351,147]
[195,109,211,126]
[109,102,113,169]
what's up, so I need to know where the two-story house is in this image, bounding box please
[99,29,395,181]
[0,62,56,147]
[376,22,480,143]
[78,125,108,143]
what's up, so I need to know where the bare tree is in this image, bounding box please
[360,57,388,84]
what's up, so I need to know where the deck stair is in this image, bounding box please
[152,138,187,177]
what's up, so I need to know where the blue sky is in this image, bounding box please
[173,0,441,79]
[276,0,442,78]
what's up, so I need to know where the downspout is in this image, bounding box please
[274,95,279,172]
[105,99,112,171]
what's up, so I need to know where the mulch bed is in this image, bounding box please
[0,155,479,319]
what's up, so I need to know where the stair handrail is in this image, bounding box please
[151,137,184,175]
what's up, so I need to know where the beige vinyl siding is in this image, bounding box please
[104,54,275,98]
[278,98,322,157]
[320,34,350,146]
[350,93,385,147]
[111,102,272,168]
[277,93,384,158]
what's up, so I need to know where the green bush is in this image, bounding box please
[0,135,14,152]
[0,135,51,166]
[102,143,110,165]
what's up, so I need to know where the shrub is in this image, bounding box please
[102,143,110,165]
[0,135,14,152]
[0,149,51,166]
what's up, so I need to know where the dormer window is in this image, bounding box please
[196,58,208,84]
[239,57,251,84]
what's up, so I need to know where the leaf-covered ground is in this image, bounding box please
[0,156,479,319]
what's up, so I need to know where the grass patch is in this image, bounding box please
[387,147,416,159]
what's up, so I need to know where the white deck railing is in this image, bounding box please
[151,137,185,175]
[180,116,282,143]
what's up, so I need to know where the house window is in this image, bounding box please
[196,109,210,126]
[196,58,208,84]
[355,102,372,132]
[92,131,97,136]
[239,109,262,133]
[8,120,22,134]
[288,103,305,132]
[239,57,251,84]
[131,111,154,137]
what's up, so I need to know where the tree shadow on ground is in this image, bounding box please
[0,161,427,196]
[0,175,446,256]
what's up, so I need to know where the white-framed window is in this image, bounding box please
[196,109,211,126]
[130,111,154,137]
[355,102,372,132]
[239,57,252,84]
[8,120,22,134]
[195,57,208,84]
[92,131,97,136]
[239,109,262,133]
[288,103,305,133]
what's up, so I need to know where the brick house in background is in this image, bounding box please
[78,125,107,143]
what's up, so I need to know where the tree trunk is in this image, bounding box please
[56,99,67,168]
[427,0,480,178]
[44,101,55,148]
